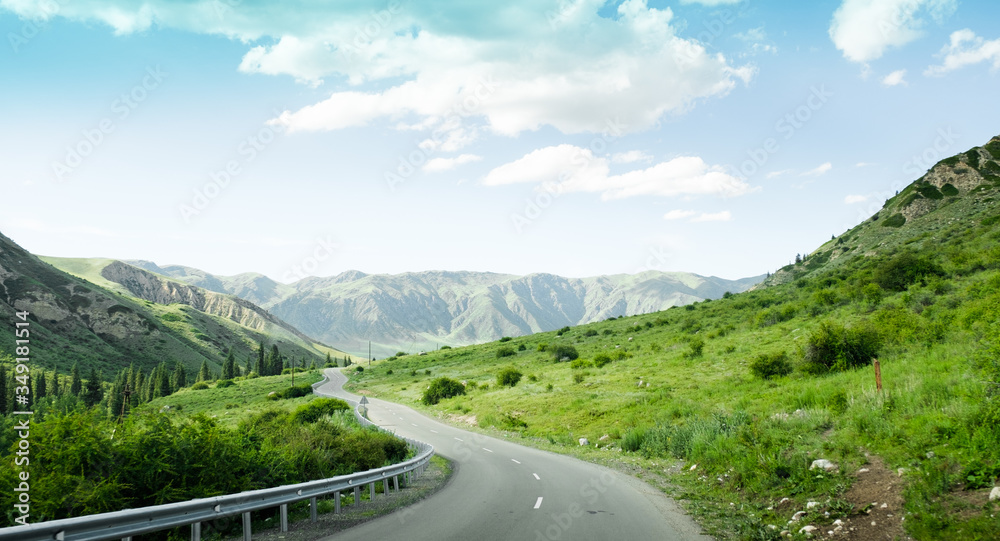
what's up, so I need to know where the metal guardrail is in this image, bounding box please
[0,376,433,541]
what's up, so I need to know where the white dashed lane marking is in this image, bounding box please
[511,459,521,464]
[533,473,540,480]
[483,448,493,453]
[534,497,543,509]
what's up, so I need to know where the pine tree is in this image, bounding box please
[222,350,236,380]
[266,344,282,376]
[157,363,172,398]
[325,352,332,367]
[50,368,60,397]
[310,359,317,371]
[246,355,254,376]
[70,363,82,396]
[256,341,266,376]
[108,369,127,420]
[83,368,103,407]
[35,370,46,400]
[0,365,7,415]
[172,361,187,389]
[198,360,211,382]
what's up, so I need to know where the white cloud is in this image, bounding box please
[855,162,877,167]
[734,26,778,56]
[829,0,957,63]
[766,169,793,179]
[483,145,755,201]
[611,150,654,164]
[845,194,869,204]
[423,154,482,173]
[925,29,1000,76]
[801,162,833,176]
[881,69,908,86]
[691,211,732,222]
[664,210,697,220]
[678,0,742,5]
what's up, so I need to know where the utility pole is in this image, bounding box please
[291,356,295,387]
[368,341,371,367]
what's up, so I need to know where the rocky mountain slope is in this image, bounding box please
[0,232,342,379]
[122,261,763,357]
[759,134,1000,288]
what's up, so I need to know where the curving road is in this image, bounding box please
[314,368,712,541]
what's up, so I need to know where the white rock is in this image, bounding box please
[857,468,870,473]
[810,459,838,471]
[689,464,698,471]
[880,503,888,509]
[778,497,791,505]
[807,501,820,509]
[833,519,844,526]
[989,487,1000,502]
[897,467,906,476]
[799,525,818,535]
[791,511,806,522]
[579,438,589,446]
[599,434,610,441]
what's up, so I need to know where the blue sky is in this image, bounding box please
[2,0,999,282]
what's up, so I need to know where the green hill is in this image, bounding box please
[345,135,1000,539]
[0,232,346,382]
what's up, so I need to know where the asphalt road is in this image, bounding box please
[314,368,712,541]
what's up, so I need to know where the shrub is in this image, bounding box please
[537,343,548,352]
[584,329,598,337]
[749,352,792,380]
[424,369,431,375]
[386,369,393,375]
[593,353,612,368]
[549,344,579,362]
[497,367,522,387]
[941,183,959,196]
[916,184,944,200]
[215,379,235,388]
[686,337,704,358]
[557,326,571,335]
[440,345,452,350]
[813,289,838,306]
[499,336,512,342]
[191,381,209,390]
[602,329,614,336]
[496,347,516,358]
[881,213,906,228]
[570,358,593,369]
[355,366,364,373]
[873,252,945,291]
[422,377,466,405]
[517,344,526,351]
[804,320,882,372]
[292,398,350,423]
[572,373,585,384]
[621,427,647,452]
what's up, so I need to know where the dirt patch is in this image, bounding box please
[447,413,477,426]
[807,455,913,540]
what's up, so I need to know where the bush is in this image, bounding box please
[191,381,209,390]
[537,343,548,352]
[686,337,704,358]
[572,373,585,384]
[422,377,466,405]
[873,252,945,291]
[292,398,350,423]
[517,344,526,351]
[356,366,364,373]
[804,321,882,372]
[584,329,598,337]
[215,379,235,388]
[621,427,647,452]
[881,213,906,228]
[499,336,512,342]
[557,326,571,335]
[941,183,959,196]
[570,358,593,369]
[749,352,792,380]
[496,367,522,387]
[916,184,944,200]
[593,353,612,368]
[549,344,579,361]
[496,347,516,358]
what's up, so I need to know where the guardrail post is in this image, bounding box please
[383,478,389,496]
[242,511,252,541]
[354,486,361,507]
[335,491,341,514]
[280,503,289,532]
[393,475,399,492]
[369,482,375,500]
[191,522,201,541]
[310,497,318,522]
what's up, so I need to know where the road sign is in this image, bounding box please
[359,396,369,405]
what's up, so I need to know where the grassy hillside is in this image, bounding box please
[345,138,1000,539]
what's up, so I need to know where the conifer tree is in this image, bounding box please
[50,368,60,397]
[35,370,46,400]
[0,365,7,415]
[222,350,236,380]
[70,363,82,396]
[256,341,266,376]
[157,363,172,398]
[172,361,187,389]
[198,360,211,382]
[83,368,103,407]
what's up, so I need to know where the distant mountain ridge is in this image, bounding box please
[123,261,765,357]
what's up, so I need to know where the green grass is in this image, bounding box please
[342,181,1000,538]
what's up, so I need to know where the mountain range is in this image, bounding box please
[111,263,765,358]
